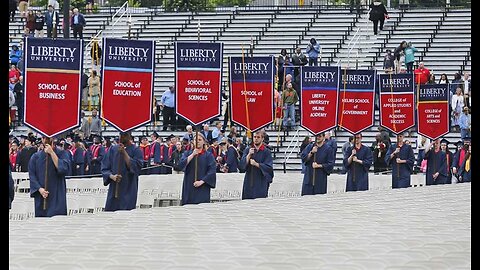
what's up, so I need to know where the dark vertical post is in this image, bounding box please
[63,0,70,38]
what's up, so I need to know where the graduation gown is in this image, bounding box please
[89,143,104,175]
[457,154,471,183]
[301,143,335,195]
[29,149,71,217]
[445,150,453,184]
[343,145,373,191]
[424,149,448,185]
[72,147,86,176]
[101,144,143,211]
[160,144,172,174]
[9,166,14,210]
[226,146,239,173]
[179,150,217,205]
[239,144,274,199]
[385,143,415,188]
[149,141,161,174]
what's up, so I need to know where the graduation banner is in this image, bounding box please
[101,38,154,132]
[417,84,449,140]
[337,69,376,134]
[24,38,83,137]
[379,73,415,134]
[300,66,340,135]
[175,42,223,125]
[229,56,274,131]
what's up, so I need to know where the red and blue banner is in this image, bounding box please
[101,38,154,132]
[337,69,376,134]
[300,66,340,135]
[175,42,223,125]
[417,84,449,140]
[229,56,274,132]
[24,38,83,137]
[379,73,415,135]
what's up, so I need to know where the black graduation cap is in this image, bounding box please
[227,137,234,144]
[25,136,36,143]
[151,131,159,139]
[93,134,103,141]
[167,134,175,140]
[219,140,226,145]
[463,136,471,143]
[19,135,27,139]
[455,140,464,147]
[440,139,449,145]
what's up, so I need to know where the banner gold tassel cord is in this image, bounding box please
[241,45,254,188]
[338,68,348,129]
[389,72,397,133]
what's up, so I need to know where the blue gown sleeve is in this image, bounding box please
[343,146,353,169]
[385,144,395,166]
[55,150,71,176]
[201,154,217,188]
[178,150,192,171]
[101,147,113,186]
[301,144,313,164]
[126,147,143,176]
[238,147,250,172]
[322,146,335,174]
[361,146,373,172]
[28,153,41,196]
[258,149,274,183]
[406,146,415,173]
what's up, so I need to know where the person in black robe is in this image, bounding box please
[101,132,143,211]
[344,133,373,191]
[16,136,37,172]
[29,137,71,217]
[88,135,104,175]
[9,166,14,210]
[179,133,216,205]
[225,137,239,173]
[452,137,470,183]
[239,131,274,199]
[457,144,471,183]
[440,139,454,184]
[385,132,415,188]
[423,139,448,185]
[301,133,335,195]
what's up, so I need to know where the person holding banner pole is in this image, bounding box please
[301,133,335,195]
[385,132,415,189]
[343,133,373,192]
[179,132,216,205]
[423,138,448,185]
[239,131,274,199]
[102,132,143,211]
[29,137,71,217]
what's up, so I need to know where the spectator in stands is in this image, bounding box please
[239,130,274,200]
[463,72,470,94]
[29,136,71,217]
[450,72,463,95]
[343,133,373,192]
[394,41,407,73]
[385,132,415,188]
[102,132,143,211]
[26,10,36,35]
[34,10,45,38]
[383,49,395,74]
[87,109,102,141]
[71,8,86,39]
[456,140,471,183]
[183,125,194,143]
[325,131,338,157]
[371,133,388,173]
[438,73,449,84]
[427,73,436,84]
[88,70,101,111]
[200,123,213,143]
[9,140,19,171]
[61,9,73,38]
[179,132,216,205]
[413,62,430,85]
[451,87,464,131]
[9,89,15,128]
[211,122,223,143]
[227,126,238,140]
[9,64,21,91]
[88,135,104,175]
[299,135,311,174]
[291,47,308,81]
[16,136,37,172]
[9,0,16,22]
[160,85,176,131]
[368,0,388,35]
[464,91,471,111]
[403,42,418,73]
[86,0,94,14]
[10,44,22,66]
[45,5,59,38]
[277,49,289,91]
[224,137,239,173]
[18,0,28,18]
[306,38,321,66]
[13,76,24,123]
[301,132,335,195]
[423,138,447,185]
[282,82,299,131]
[440,139,453,184]
[48,0,60,10]
[458,106,471,139]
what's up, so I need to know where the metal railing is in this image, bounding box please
[282,128,301,173]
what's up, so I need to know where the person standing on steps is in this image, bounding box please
[369,0,389,36]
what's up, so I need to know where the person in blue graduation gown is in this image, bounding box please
[301,132,335,195]
[149,132,162,174]
[225,137,239,173]
[239,131,274,199]
[89,135,105,175]
[29,137,71,217]
[423,139,448,185]
[440,139,454,184]
[344,133,373,191]
[457,144,471,182]
[385,132,415,188]
[72,141,87,176]
[160,138,173,174]
[102,132,143,211]
[179,132,217,205]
